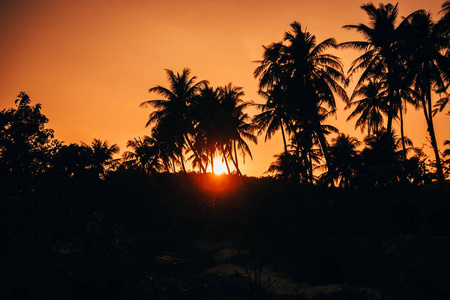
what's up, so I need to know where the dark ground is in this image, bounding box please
[2,172,450,299]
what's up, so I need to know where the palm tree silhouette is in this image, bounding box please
[328,134,361,188]
[190,82,222,173]
[122,136,164,174]
[360,128,413,186]
[220,83,256,175]
[140,69,207,173]
[253,87,290,153]
[254,22,348,180]
[436,1,450,40]
[191,83,256,175]
[401,10,449,181]
[82,138,119,177]
[346,77,387,136]
[340,3,411,136]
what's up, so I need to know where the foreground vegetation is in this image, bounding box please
[1,167,450,299]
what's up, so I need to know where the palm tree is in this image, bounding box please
[403,10,450,181]
[253,87,290,153]
[189,82,256,175]
[220,83,257,175]
[254,22,348,179]
[328,134,361,188]
[436,1,450,41]
[82,138,119,177]
[346,77,387,136]
[266,152,304,182]
[340,3,410,136]
[140,68,207,173]
[122,136,164,174]
[360,128,414,186]
[190,83,219,171]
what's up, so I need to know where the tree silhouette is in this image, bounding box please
[254,22,348,180]
[402,10,449,181]
[122,136,164,174]
[346,77,387,136]
[140,69,207,173]
[0,92,55,194]
[191,82,256,175]
[360,128,413,186]
[328,133,361,188]
[82,138,119,177]
[220,83,256,175]
[340,3,410,136]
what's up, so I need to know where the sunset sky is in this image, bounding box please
[1,0,448,176]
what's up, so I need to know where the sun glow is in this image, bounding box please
[211,157,229,175]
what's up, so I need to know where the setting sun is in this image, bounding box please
[210,157,229,175]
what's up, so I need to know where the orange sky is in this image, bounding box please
[1,0,448,176]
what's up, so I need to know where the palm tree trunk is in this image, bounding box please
[400,105,407,160]
[172,159,179,186]
[210,151,214,174]
[233,141,239,171]
[184,134,206,173]
[163,159,171,174]
[386,100,394,136]
[280,119,288,154]
[316,129,333,184]
[179,151,188,181]
[422,94,444,181]
[308,149,313,184]
[228,149,242,176]
[222,145,231,174]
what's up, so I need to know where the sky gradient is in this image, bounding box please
[1,0,448,176]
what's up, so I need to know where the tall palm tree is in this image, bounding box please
[403,10,450,181]
[189,82,256,175]
[340,3,409,136]
[140,69,207,173]
[190,83,222,173]
[254,22,348,179]
[220,83,257,175]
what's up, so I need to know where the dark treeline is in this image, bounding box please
[1,1,450,299]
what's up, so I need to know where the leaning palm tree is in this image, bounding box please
[253,87,290,153]
[403,10,450,181]
[140,68,207,173]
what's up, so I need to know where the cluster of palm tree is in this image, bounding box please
[253,21,348,184]
[255,2,449,184]
[124,69,256,176]
[125,2,448,185]
[340,2,449,181]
